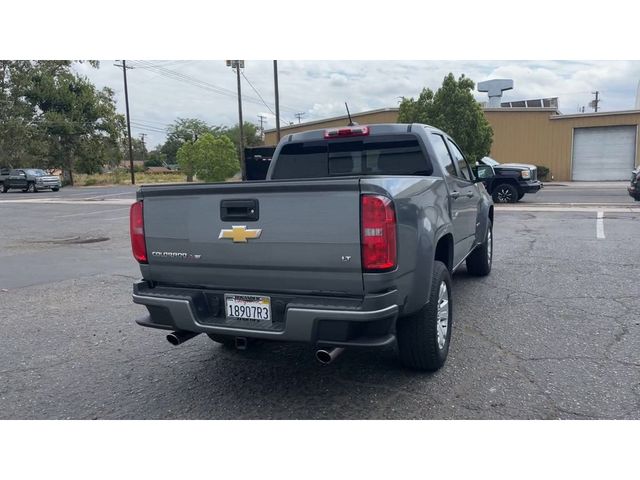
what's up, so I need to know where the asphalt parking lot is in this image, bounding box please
[1,184,639,419]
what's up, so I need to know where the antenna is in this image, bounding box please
[345,102,358,126]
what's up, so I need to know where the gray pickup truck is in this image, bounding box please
[130,123,494,371]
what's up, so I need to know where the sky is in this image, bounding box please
[73,60,640,149]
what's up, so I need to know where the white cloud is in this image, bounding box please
[74,60,640,147]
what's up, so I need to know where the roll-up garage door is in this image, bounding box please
[571,126,637,180]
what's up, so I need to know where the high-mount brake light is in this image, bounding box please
[130,201,147,263]
[324,126,370,139]
[361,195,397,272]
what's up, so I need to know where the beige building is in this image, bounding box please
[263,106,640,181]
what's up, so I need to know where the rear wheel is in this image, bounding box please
[1,183,8,193]
[52,187,59,192]
[397,261,452,371]
[26,182,36,193]
[466,220,492,276]
[492,183,517,203]
[517,192,525,201]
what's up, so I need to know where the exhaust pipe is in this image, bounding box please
[166,330,200,346]
[315,347,345,365]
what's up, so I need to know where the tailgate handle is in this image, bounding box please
[220,199,259,221]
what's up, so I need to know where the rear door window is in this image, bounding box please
[271,134,432,179]
[431,134,458,177]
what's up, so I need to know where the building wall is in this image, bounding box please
[263,107,640,181]
[485,109,640,181]
[483,109,563,177]
[549,112,640,181]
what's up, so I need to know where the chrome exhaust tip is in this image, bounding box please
[315,347,345,365]
[166,330,199,346]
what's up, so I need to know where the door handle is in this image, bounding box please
[449,191,460,200]
[465,191,475,198]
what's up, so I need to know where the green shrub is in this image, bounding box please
[84,178,97,186]
[536,165,550,181]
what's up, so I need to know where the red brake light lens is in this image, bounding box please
[361,195,397,271]
[130,201,147,263]
[324,126,370,139]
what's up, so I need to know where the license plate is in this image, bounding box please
[224,294,271,321]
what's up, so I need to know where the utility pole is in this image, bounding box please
[140,133,147,163]
[114,60,135,185]
[295,112,305,124]
[257,114,267,139]
[226,60,246,180]
[591,91,600,112]
[273,60,281,143]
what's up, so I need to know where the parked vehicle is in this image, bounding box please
[0,167,10,185]
[476,156,542,203]
[2,169,61,193]
[628,166,640,201]
[130,123,495,371]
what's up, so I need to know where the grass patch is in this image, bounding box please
[74,172,191,186]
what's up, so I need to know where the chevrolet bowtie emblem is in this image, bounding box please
[218,225,262,243]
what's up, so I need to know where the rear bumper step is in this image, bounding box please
[132,282,399,348]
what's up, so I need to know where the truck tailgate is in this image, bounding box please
[140,179,363,296]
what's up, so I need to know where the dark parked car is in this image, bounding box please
[2,169,61,193]
[475,156,542,203]
[628,166,640,201]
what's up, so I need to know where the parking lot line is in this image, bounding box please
[596,211,605,239]
[54,207,130,219]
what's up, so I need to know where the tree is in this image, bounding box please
[398,73,493,163]
[223,122,262,153]
[161,118,220,164]
[177,133,239,183]
[176,140,198,182]
[0,61,125,182]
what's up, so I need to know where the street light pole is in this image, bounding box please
[227,60,246,181]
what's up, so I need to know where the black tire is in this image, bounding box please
[517,192,525,201]
[466,220,493,276]
[1,183,8,193]
[206,333,236,347]
[26,182,36,193]
[397,261,452,371]
[52,187,59,192]
[492,183,517,203]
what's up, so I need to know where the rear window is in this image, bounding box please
[271,134,432,180]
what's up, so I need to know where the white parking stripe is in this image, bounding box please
[68,192,135,199]
[54,207,129,219]
[596,211,605,239]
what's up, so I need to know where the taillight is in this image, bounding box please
[361,195,397,271]
[130,201,147,263]
[324,126,370,139]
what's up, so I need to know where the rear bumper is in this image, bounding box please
[520,180,543,193]
[132,281,399,348]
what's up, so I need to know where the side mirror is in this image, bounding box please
[474,165,494,182]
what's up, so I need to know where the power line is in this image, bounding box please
[130,60,302,114]
[241,71,295,125]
